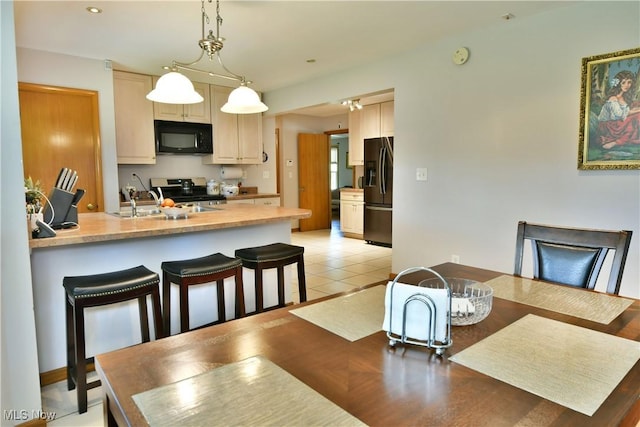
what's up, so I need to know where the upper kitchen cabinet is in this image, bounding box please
[348,108,364,166]
[348,101,394,166]
[380,101,394,137]
[203,85,263,165]
[113,71,156,164]
[152,78,211,123]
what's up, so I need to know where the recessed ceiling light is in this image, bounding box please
[86,6,102,14]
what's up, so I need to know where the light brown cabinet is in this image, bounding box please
[151,78,211,123]
[381,101,394,137]
[348,101,394,166]
[203,86,263,165]
[340,191,364,238]
[113,71,156,164]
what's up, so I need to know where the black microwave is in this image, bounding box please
[154,120,213,155]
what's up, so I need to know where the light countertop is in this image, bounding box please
[29,203,310,249]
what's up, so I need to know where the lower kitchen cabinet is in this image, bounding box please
[340,191,364,238]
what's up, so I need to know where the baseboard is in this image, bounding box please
[40,363,95,387]
[16,418,46,427]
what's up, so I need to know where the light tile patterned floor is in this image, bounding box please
[42,223,392,426]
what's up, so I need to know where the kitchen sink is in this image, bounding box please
[108,204,220,218]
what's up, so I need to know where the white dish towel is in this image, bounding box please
[382,281,448,342]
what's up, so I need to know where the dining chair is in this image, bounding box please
[514,221,632,295]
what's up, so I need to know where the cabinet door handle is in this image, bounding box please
[87,203,96,211]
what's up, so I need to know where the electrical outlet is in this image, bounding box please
[451,254,460,264]
[263,171,270,179]
[416,168,428,181]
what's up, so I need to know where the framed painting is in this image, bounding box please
[578,47,640,170]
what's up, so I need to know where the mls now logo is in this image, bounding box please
[4,410,56,421]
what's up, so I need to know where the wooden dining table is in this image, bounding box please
[95,263,640,426]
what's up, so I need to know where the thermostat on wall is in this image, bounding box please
[453,47,470,65]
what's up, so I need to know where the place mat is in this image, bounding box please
[133,356,366,426]
[485,275,634,324]
[290,285,385,341]
[450,314,640,416]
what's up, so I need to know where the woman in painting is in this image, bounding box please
[597,70,640,149]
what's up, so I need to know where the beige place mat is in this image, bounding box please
[291,285,385,341]
[450,314,640,416]
[486,275,634,324]
[133,356,366,426]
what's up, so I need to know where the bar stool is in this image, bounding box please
[63,265,163,414]
[161,253,245,335]
[235,243,307,313]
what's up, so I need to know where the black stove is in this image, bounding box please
[150,177,226,204]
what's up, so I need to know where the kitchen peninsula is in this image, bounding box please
[29,204,311,374]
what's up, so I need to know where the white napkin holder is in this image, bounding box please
[383,267,453,355]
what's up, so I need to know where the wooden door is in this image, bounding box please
[19,83,104,213]
[298,133,330,231]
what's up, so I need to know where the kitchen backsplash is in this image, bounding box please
[118,156,243,193]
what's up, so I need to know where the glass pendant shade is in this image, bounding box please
[221,85,268,114]
[146,72,204,104]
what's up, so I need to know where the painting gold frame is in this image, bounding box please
[578,47,640,170]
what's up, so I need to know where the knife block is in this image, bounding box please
[43,187,74,228]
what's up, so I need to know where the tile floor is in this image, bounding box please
[42,223,392,426]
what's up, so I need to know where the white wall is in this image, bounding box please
[1,2,43,423]
[264,2,640,298]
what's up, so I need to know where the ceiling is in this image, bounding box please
[13,1,572,117]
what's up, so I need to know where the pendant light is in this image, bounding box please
[146,0,267,114]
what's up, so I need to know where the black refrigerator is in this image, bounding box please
[364,136,393,247]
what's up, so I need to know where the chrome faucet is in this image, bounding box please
[130,198,137,217]
[148,190,160,207]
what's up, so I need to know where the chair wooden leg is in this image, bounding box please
[179,283,190,333]
[138,295,150,343]
[255,266,264,313]
[277,266,285,308]
[162,272,171,336]
[151,287,164,339]
[297,254,307,303]
[216,280,226,323]
[235,266,245,318]
[65,296,76,390]
[74,303,88,414]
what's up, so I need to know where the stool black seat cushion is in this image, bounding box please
[235,243,304,264]
[235,243,306,313]
[63,265,159,298]
[161,253,245,334]
[161,253,242,277]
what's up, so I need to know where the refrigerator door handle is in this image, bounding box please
[365,205,392,212]
[379,146,386,195]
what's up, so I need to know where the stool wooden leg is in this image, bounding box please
[74,303,88,414]
[151,287,164,339]
[162,272,171,336]
[138,295,150,343]
[235,266,245,318]
[65,296,76,391]
[216,280,226,323]
[297,254,307,303]
[277,266,285,308]
[255,266,264,313]
[179,282,190,333]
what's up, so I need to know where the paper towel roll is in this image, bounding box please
[220,166,243,179]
